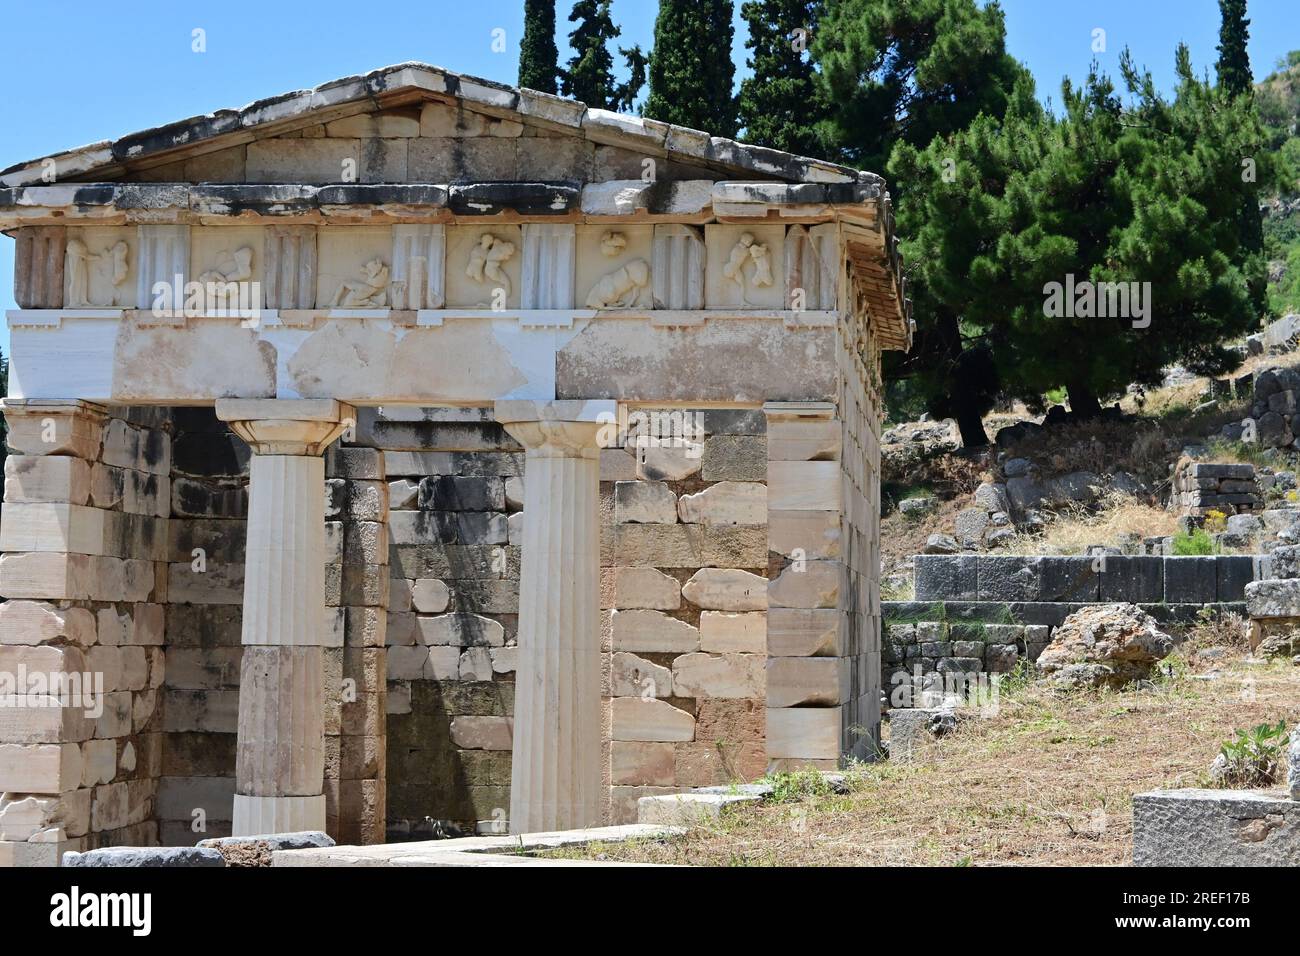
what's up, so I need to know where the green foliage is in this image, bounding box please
[560,0,645,112]
[813,0,1025,175]
[766,769,834,803]
[519,0,560,94]
[644,0,738,136]
[1217,719,1288,788]
[892,47,1273,421]
[736,0,828,155]
[1172,527,1216,555]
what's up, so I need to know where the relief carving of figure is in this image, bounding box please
[66,238,129,307]
[466,233,515,301]
[198,247,254,306]
[723,232,773,304]
[586,259,650,309]
[331,258,390,307]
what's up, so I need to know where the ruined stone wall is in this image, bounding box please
[0,402,170,864]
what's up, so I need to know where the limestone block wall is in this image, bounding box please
[158,407,247,845]
[378,408,522,839]
[0,401,170,865]
[607,408,770,823]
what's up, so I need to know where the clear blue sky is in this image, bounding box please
[1,0,1295,354]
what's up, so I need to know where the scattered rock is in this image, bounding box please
[1036,603,1175,689]
[924,533,960,555]
[899,496,937,517]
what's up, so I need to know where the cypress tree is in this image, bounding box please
[644,0,738,136]
[519,0,560,94]
[736,0,827,155]
[1216,0,1253,97]
[561,0,645,112]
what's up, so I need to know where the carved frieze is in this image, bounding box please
[391,224,445,310]
[64,227,133,308]
[521,223,575,310]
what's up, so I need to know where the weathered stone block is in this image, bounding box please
[913,555,977,602]
[700,436,766,481]
[613,566,681,610]
[1164,556,1218,604]
[672,652,764,698]
[611,652,672,698]
[611,697,695,742]
[681,567,767,610]
[677,481,766,525]
[767,607,842,657]
[611,609,699,653]
[1099,555,1163,603]
[1039,556,1100,602]
[699,611,765,653]
[766,657,845,707]
[1133,789,1300,866]
[977,556,1042,602]
[614,481,678,523]
[1217,555,1258,602]
[768,560,839,608]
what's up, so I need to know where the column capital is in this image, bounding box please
[495,400,617,458]
[215,399,356,456]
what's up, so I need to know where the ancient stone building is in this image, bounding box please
[0,63,911,864]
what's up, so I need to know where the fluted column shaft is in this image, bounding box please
[215,399,353,836]
[497,400,615,834]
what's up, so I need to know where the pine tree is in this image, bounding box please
[892,48,1274,425]
[519,0,560,94]
[814,0,1025,176]
[560,0,645,112]
[644,0,738,136]
[1216,0,1253,97]
[736,0,827,155]
[814,0,1027,443]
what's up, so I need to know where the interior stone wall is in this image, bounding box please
[158,407,247,845]
[0,402,170,863]
[377,405,774,835]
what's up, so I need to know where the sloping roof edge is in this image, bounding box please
[0,61,882,190]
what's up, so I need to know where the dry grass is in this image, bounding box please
[542,645,1300,867]
[992,494,1180,556]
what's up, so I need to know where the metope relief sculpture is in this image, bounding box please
[330,258,390,307]
[65,236,129,308]
[722,232,774,306]
[466,233,516,307]
[585,231,650,309]
[197,247,256,310]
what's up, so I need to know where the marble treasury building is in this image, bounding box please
[0,64,911,864]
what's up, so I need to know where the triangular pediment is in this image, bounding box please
[0,62,875,190]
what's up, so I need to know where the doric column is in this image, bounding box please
[495,400,615,834]
[215,399,353,836]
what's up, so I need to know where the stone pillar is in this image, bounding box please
[215,399,353,836]
[494,400,615,834]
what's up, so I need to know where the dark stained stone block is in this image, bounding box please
[1100,555,1164,603]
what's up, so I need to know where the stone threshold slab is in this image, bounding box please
[271,823,683,867]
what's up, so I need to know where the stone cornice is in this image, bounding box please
[0,62,878,189]
[0,180,881,228]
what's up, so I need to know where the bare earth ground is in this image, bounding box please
[541,642,1299,866]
